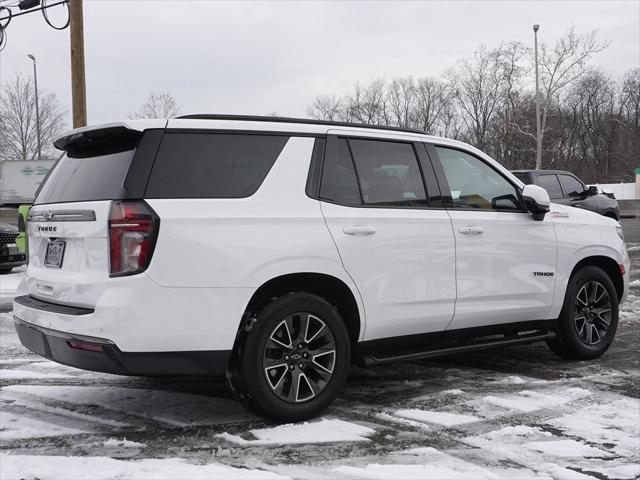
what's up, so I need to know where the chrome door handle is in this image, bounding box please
[343,226,376,236]
[458,226,484,235]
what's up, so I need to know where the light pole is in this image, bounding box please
[533,24,541,170]
[27,54,42,160]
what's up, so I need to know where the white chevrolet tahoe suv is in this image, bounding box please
[14,115,630,422]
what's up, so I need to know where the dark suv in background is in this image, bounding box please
[512,170,620,220]
[0,223,26,274]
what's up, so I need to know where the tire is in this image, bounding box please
[0,268,13,275]
[227,292,351,423]
[547,266,619,360]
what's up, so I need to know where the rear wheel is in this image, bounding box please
[547,266,619,359]
[227,292,350,422]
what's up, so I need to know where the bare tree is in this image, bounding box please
[0,73,66,161]
[611,68,640,181]
[306,94,342,121]
[534,27,609,168]
[619,68,639,127]
[344,79,388,125]
[387,77,415,129]
[565,69,616,179]
[447,45,510,151]
[130,91,180,119]
[303,30,636,183]
[414,77,451,135]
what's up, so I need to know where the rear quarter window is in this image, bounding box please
[145,132,289,198]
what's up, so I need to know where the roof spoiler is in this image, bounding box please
[54,123,143,158]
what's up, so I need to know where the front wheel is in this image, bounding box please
[228,292,351,423]
[547,266,619,360]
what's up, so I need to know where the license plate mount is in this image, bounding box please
[44,240,66,268]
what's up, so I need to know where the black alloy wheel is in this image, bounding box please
[263,312,337,403]
[546,265,619,360]
[573,280,612,346]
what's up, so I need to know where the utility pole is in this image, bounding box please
[533,24,542,170]
[27,54,42,160]
[69,0,87,128]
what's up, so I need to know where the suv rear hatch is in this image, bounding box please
[24,122,164,308]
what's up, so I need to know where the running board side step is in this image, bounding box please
[357,331,556,367]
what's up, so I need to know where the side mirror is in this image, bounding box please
[587,185,598,196]
[522,184,550,221]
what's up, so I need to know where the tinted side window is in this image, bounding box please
[35,150,134,205]
[536,174,563,199]
[436,147,521,211]
[349,139,427,206]
[146,133,288,198]
[319,138,361,205]
[558,174,585,196]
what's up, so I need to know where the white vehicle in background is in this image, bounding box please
[0,159,56,205]
[13,116,630,422]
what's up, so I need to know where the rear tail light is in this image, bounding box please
[108,201,159,277]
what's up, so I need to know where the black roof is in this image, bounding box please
[176,114,430,136]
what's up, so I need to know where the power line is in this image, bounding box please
[0,0,69,51]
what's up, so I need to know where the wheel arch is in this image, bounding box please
[570,255,624,301]
[241,272,363,348]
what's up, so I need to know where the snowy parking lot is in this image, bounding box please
[1,244,639,479]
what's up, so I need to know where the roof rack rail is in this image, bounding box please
[175,114,429,136]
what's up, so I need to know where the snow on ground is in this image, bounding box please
[0,243,638,479]
[0,267,25,309]
[525,439,613,458]
[546,397,640,457]
[101,438,147,448]
[0,454,288,480]
[619,293,640,321]
[217,419,376,445]
[391,409,481,426]
[0,411,87,440]
[3,384,255,427]
[334,462,504,480]
[463,423,638,479]
[473,387,591,414]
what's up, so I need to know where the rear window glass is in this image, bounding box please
[145,133,289,198]
[34,150,134,205]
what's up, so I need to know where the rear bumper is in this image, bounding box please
[13,314,231,377]
[15,272,251,353]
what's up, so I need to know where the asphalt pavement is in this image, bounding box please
[620,217,640,243]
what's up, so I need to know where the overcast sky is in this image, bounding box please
[0,0,638,127]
